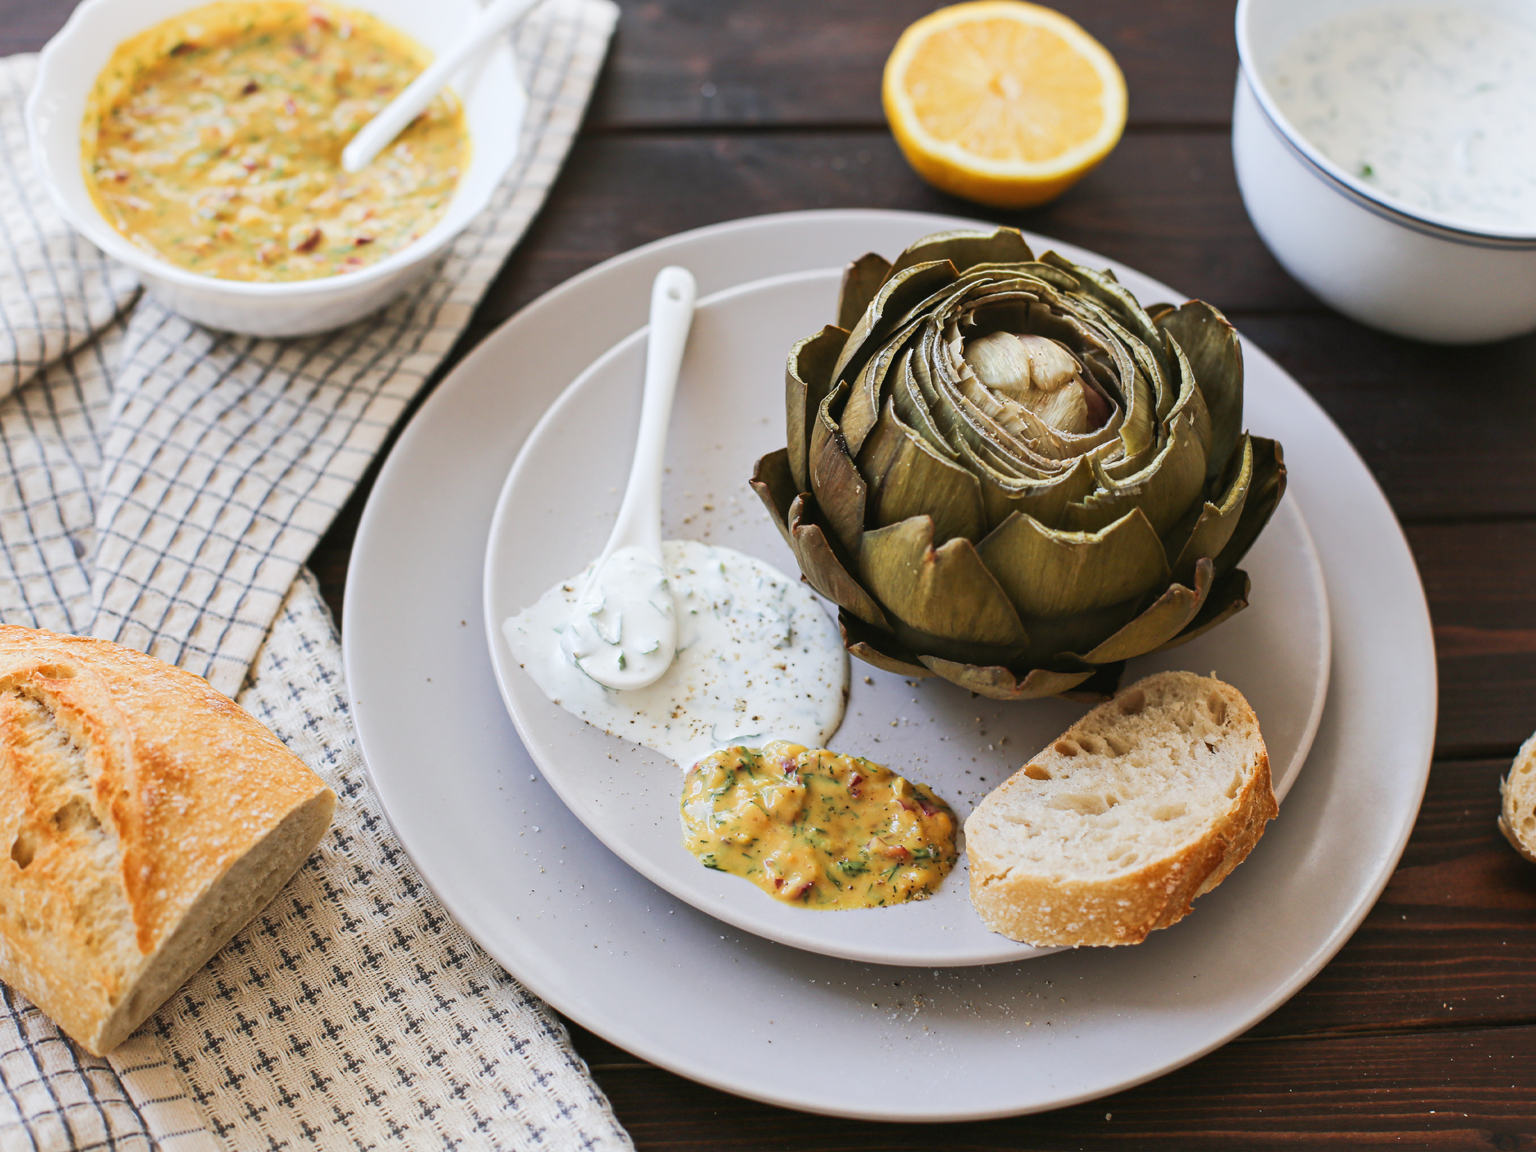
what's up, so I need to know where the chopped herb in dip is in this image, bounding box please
[1268,7,1536,232]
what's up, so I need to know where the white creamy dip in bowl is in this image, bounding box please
[26,0,524,338]
[1234,0,1536,343]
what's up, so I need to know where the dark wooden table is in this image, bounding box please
[10,1,1536,1147]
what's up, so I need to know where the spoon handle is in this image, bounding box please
[603,266,698,562]
[342,0,543,174]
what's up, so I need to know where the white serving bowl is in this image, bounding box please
[1233,0,1536,344]
[26,0,524,337]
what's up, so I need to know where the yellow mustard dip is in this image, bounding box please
[680,741,958,910]
[83,1,469,282]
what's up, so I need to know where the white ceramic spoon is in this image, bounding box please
[560,266,698,690]
[341,0,544,174]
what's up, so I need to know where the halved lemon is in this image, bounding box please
[883,1,1127,209]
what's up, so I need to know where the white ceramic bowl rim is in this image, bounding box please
[1234,0,1536,251]
[26,0,518,297]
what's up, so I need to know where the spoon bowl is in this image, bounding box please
[567,266,697,690]
[342,0,544,174]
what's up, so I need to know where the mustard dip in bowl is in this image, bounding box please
[27,0,524,337]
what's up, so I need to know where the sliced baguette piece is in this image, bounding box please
[1499,734,1536,865]
[965,670,1276,946]
[0,625,335,1054]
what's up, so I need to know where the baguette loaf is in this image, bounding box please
[1500,734,1536,865]
[965,670,1276,946]
[0,625,335,1054]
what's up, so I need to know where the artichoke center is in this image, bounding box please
[962,331,1110,436]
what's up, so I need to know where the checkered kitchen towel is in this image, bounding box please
[0,1,637,1147]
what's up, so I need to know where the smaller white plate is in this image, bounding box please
[482,266,1330,968]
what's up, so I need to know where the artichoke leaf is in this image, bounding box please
[1010,600,1141,666]
[1005,261,1082,294]
[858,515,1030,647]
[832,261,960,387]
[888,617,1030,669]
[809,381,868,556]
[1060,291,1173,422]
[1110,342,1156,461]
[951,282,1045,312]
[1044,251,1161,337]
[1073,384,1209,536]
[917,656,1094,701]
[908,328,945,411]
[750,452,891,630]
[1156,300,1244,482]
[910,333,1038,474]
[954,363,1078,462]
[1162,331,1216,468]
[972,426,1079,483]
[837,253,892,331]
[749,448,799,550]
[892,348,959,460]
[1213,437,1286,578]
[957,299,1061,346]
[786,325,848,492]
[858,396,987,542]
[839,318,922,457]
[1169,434,1254,584]
[954,292,1055,333]
[1093,425,1150,483]
[920,272,1042,336]
[1077,557,1214,664]
[785,495,892,630]
[884,227,1036,284]
[949,389,1071,478]
[839,611,931,678]
[924,342,1064,479]
[839,347,887,460]
[1042,251,1171,383]
[955,405,1070,481]
[1156,567,1251,652]
[961,447,1098,532]
[925,331,1039,472]
[976,507,1171,618]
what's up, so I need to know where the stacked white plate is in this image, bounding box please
[343,210,1435,1120]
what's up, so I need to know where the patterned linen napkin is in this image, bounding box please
[0,2,636,1147]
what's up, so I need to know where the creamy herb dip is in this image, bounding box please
[1267,6,1536,232]
[680,741,957,910]
[503,540,849,771]
[84,1,468,281]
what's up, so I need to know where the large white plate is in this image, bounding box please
[343,210,1435,1121]
[481,265,1329,967]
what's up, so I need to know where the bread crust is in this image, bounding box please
[965,671,1277,947]
[1499,734,1536,865]
[0,625,335,1053]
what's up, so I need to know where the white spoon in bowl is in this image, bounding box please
[560,266,697,691]
[341,0,544,174]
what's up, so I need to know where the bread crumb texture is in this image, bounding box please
[964,670,1276,947]
[0,625,333,1053]
[1499,733,1536,864]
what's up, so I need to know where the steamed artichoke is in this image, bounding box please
[750,227,1285,701]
